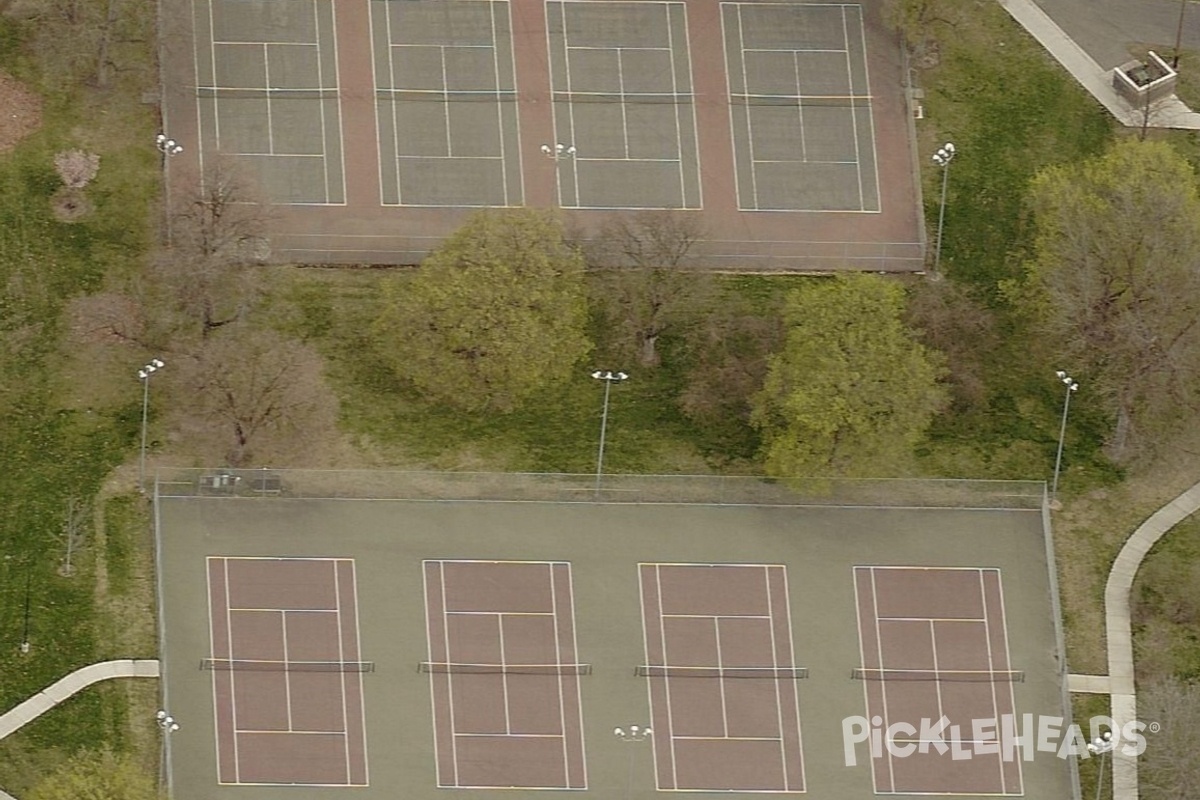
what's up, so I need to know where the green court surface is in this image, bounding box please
[155,473,1075,799]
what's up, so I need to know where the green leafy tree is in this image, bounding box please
[751,274,947,478]
[375,209,590,412]
[1018,139,1200,462]
[28,749,156,800]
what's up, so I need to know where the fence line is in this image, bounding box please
[156,469,1046,510]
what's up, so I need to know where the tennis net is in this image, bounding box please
[635,665,808,679]
[417,662,592,676]
[850,668,1025,683]
[200,658,376,673]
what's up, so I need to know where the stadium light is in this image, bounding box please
[931,142,956,277]
[615,726,652,800]
[540,143,576,159]
[1086,731,1114,800]
[155,134,183,157]
[591,370,628,498]
[1050,370,1079,509]
[156,710,180,733]
[157,710,180,798]
[139,359,166,490]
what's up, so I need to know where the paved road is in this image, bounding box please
[1036,0,1200,68]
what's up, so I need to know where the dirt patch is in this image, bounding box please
[0,70,42,154]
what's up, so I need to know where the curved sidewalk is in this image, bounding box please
[1068,481,1200,800]
[0,659,160,740]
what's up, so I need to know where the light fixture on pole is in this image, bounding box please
[591,370,628,498]
[157,710,180,797]
[540,143,576,159]
[1173,0,1188,69]
[155,134,183,156]
[615,726,652,800]
[139,359,166,490]
[1086,730,1114,800]
[931,142,956,276]
[1050,369,1079,509]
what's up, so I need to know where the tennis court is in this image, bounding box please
[160,0,925,269]
[854,566,1023,795]
[421,560,586,789]
[205,556,368,786]
[191,0,346,204]
[370,0,523,207]
[639,563,805,792]
[723,2,879,211]
[155,477,1075,800]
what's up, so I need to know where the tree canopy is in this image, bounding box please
[751,274,947,478]
[374,209,590,412]
[1020,138,1200,462]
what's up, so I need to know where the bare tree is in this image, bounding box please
[148,160,272,342]
[176,326,338,466]
[904,280,999,406]
[585,211,711,367]
[1137,676,1200,799]
[57,497,89,577]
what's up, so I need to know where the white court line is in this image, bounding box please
[979,570,1005,793]
[663,4,685,206]
[840,7,864,210]
[566,564,587,789]
[679,1,702,209]
[385,1,403,203]
[503,0,526,206]
[489,3,509,204]
[855,2,881,212]
[713,617,730,738]
[332,562,351,782]
[736,5,759,208]
[743,46,846,54]
[432,559,569,566]
[205,558,224,784]
[753,159,857,165]
[228,605,338,612]
[566,44,671,52]
[662,618,772,623]
[366,1,388,205]
[206,0,220,166]
[497,614,513,735]
[672,735,783,741]
[394,154,504,161]
[792,53,807,162]
[762,567,788,786]
[223,559,242,783]
[780,566,805,791]
[440,46,453,157]
[639,561,784,568]
[447,610,555,616]
[876,616,988,623]
[852,569,879,795]
[929,620,947,722]
[422,563,444,787]
[312,0,330,203]
[439,563,461,787]
[549,564,570,786]
[638,566,663,791]
[349,560,369,785]
[455,732,565,738]
[992,571,1023,794]
[237,729,350,735]
[212,38,318,46]
[560,3,582,205]
[281,611,294,731]
[656,566,680,790]
[869,568,896,794]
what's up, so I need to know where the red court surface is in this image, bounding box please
[206,556,369,786]
[423,560,587,789]
[639,563,806,792]
[854,566,1023,795]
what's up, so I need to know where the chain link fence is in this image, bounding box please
[155,469,1046,510]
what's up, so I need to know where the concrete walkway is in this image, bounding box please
[999,0,1200,129]
[0,659,160,740]
[1099,481,1200,800]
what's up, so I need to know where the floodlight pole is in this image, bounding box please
[19,570,30,654]
[1087,731,1114,800]
[931,142,956,276]
[614,725,652,800]
[157,710,180,797]
[139,359,165,491]
[1173,0,1188,69]
[1050,370,1079,509]
[592,371,628,498]
[540,142,577,160]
